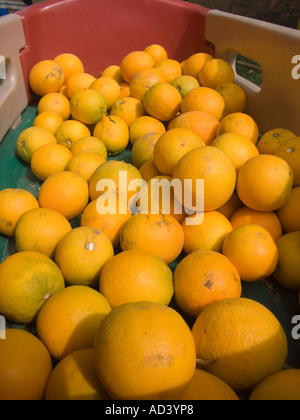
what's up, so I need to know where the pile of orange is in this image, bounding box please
[0,46,299,401]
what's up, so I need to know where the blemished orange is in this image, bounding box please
[94,301,196,400]
[33,110,64,134]
[139,159,162,181]
[192,297,288,392]
[70,88,107,125]
[230,206,283,241]
[131,132,161,169]
[179,369,239,401]
[44,348,110,401]
[120,213,184,265]
[99,249,174,308]
[37,92,71,120]
[215,82,247,115]
[173,146,237,212]
[93,115,129,156]
[15,207,72,259]
[236,154,294,212]
[31,143,73,182]
[55,226,114,287]
[65,72,96,99]
[181,87,225,121]
[273,232,300,290]
[90,76,120,110]
[0,188,39,236]
[153,58,182,83]
[182,211,233,254]
[65,153,106,182]
[256,128,296,155]
[16,126,57,163]
[153,128,205,176]
[120,50,155,83]
[36,285,111,361]
[216,191,243,220]
[143,82,182,121]
[80,198,132,249]
[70,136,107,160]
[144,44,168,62]
[54,53,85,82]
[101,65,124,84]
[38,171,89,221]
[110,96,146,127]
[55,119,91,149]
[217,112,259,145]
[212,132,260,173]
[198,58,235,89]
[129,115,166,145]
[168,110,219,145]
[249,369,300,401]
[29,59,65,96]
[277,187,300,233]
[222,224,278,282]
[174,250,241,318]
[274,137,300,187]
[130,68,167,101]
[182,52,214,79]
[0,251,65,324]
[0,329,53,401]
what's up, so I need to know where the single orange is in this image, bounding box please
[277,187,300,233]
[217,112,259,145]
[120,50,155,83]
[130,67,167,101]
[256,128,296,155]
[199,58,235,89]
[54,53,84,82]
[144,44,168,62]
[93,115,129,156]
[110,97,146,127]
[131,132,161,169]
[65,153,106,182]
[139,159,162,181]
[215,82,247,115]
[33,111,64,134]
[101,65,124,84]
[55,120,91,149]
[37,92,71,120]
[182,52,214,79]
[70,136,107,160]
[65,72,96,99]
[170,75,201,98]
[153,58,182,83]
[274,137,300,187]
[16,126,57,163]
[143,82,182,122]
[70,88,107,125]
[29,60,65,96]
[90,77,120,110]
[181,87,225,121]
[119,82,130,98]
[129,115,166,145]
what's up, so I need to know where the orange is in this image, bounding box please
[230,206,283,241]
[0,251,65,324]
[44,348,110,400]
[198,58,235,89]
[38,171,89,221]
[236,154,294,211]
[274,137,300,186]
[70,88,107,125]
[31,143,73,182]
[101,64,124,84]
[222,224,278,282]
[192,297,288,392]
[168,110,219,145]
[171,75,201,98]
[55,226,114,287]
[0,188,39,237]
[54,53,84,82]
[215,82,247,115]
[80,198,132,249]
[153,58,182,83]
[256,128,296,155]
[93,114,129,156]
[90,76,120,110]
[216,191,243,220]
[181,87,225,121]
[212,132,260,173]
[70,135,107,159]
[273,232,300,290]
[36,285,111,360]
[182,52,214,79]
[217,112,259,145]
[129,115,166,145]
[99,249,174,308]
[110,96,146,127]
[143,82,182,121]
[131,132,161,169]
[179,369,239,401]
[33,110,64,134]
[65,72,96,99]
[174,250,241,318]
[37,92,71,120]
[120,213,184,265]
[277,187,300,233]
[144,44,168,62]
[0,329,53,401]
[29,59,65,96]
[173,146,237,212]
[55,119,91,149]
[65,153,106,182]
[94,301,196,400]
[16,126,57,163]
[120,50,155,83]
[249,369,300,401]
[130,67,167,101]
[182,211,233,254]
[119,81,130,98]
[15,207,72,259]
[153,128,205,176]
[139,159,162,181]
